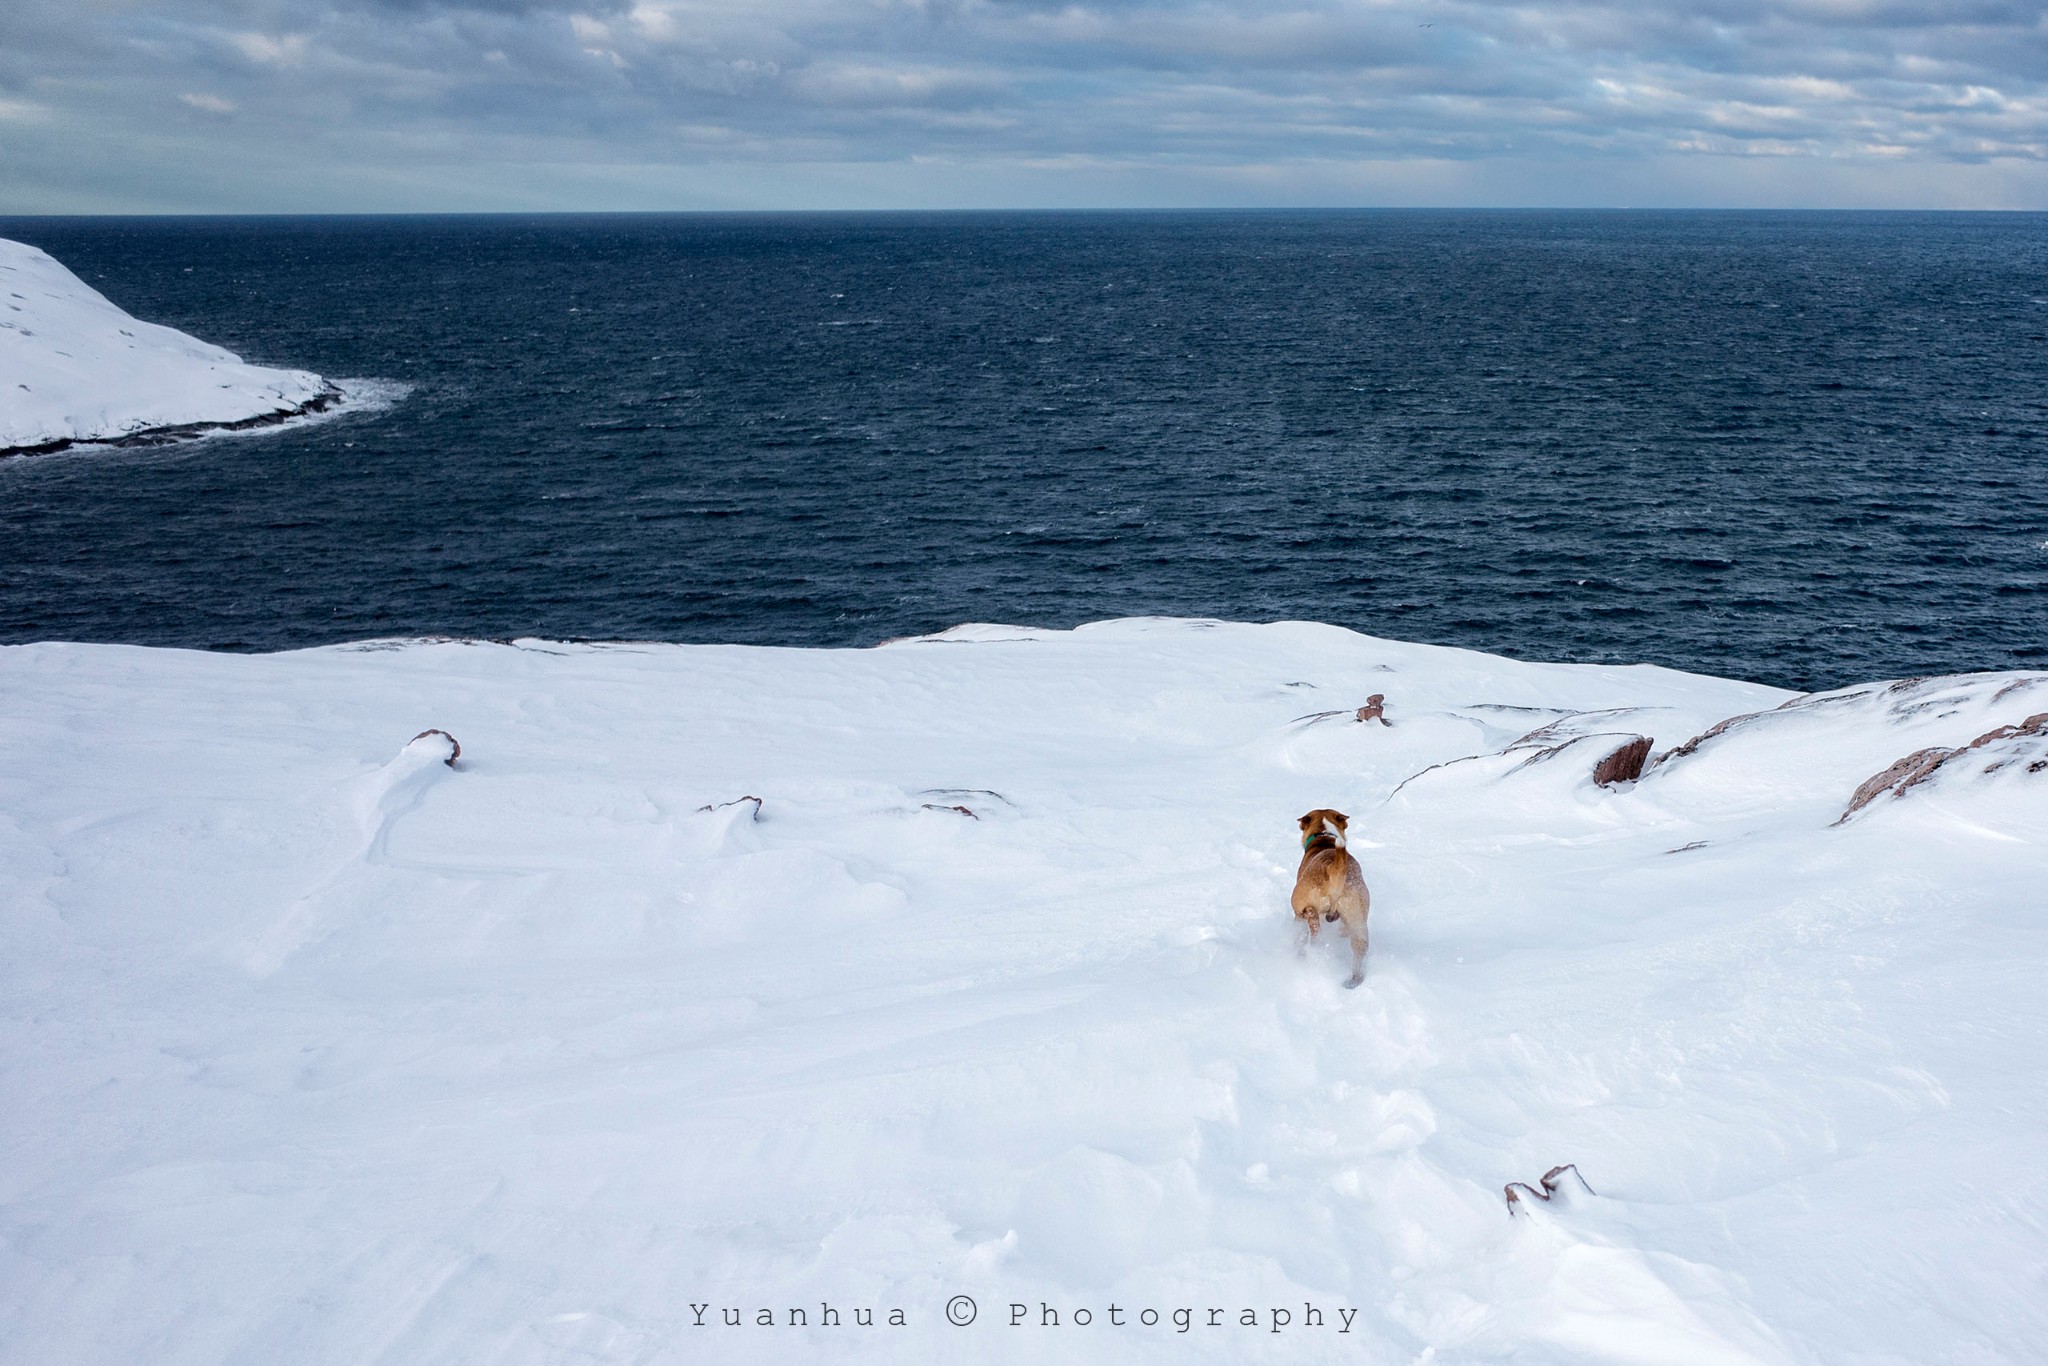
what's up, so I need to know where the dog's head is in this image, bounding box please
[1298,808,1349,849]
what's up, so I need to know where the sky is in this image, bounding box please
[3,0,2048,212]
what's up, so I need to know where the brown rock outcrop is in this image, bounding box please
[408,729,461,767]
[1837,711,2048,823]
[1592,736,1654,787]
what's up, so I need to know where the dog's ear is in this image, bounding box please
[1331,811,1349,827]
[1297,812,1314,828]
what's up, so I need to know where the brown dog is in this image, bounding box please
[1291,808,1371,988]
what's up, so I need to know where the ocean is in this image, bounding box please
[2,209,2044,691]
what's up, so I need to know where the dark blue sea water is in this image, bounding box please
[2,210,2045,692]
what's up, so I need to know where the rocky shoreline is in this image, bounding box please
[0,382,346,459]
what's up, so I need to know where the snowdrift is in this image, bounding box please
[0,237,335,454]
[2,619,2044,1364]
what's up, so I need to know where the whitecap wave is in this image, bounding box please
[332,375,414,413]
[172,375,414,448]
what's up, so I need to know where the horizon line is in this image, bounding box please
[7,205,2048,220]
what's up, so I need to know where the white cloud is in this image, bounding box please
[786,60,1005,107]
[228,31,310,67]
[4,0,2048,208]
[0,97,52,122]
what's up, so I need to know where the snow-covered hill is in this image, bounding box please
[0,237,336,454]
[1,620,2043,1364]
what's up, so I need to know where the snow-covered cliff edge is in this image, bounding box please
[0,237,336,454]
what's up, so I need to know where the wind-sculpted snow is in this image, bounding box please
[1838,707,2048,825]
[1643,673,2048,827]
[1,620,2045,1364]
[0,237,336,454]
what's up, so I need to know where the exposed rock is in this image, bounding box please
[1504,730,1654,791]
[1648,674,2045,779]
[1992,677,2048,705]
[1839,747,1951,821]
[1956,710,2048,753]
[1837,711,2048,823]
[1647,688,1857,771]
[920,787,1011,808]
[1292,696,1393,727]
[1509,707,1636,750]
[407,728,460,768]
[1592,735,1653,787]
[1504,1163,1594,1218]
[697,795,764,819]
[2,385,345,459]
[1651,709,1766,769]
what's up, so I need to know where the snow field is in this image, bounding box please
[0,619,2043,1364]
[0,237,333,452]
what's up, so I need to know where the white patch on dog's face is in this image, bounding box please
[1321,816,1346,848]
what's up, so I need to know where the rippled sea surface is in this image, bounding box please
[2,211,2046,691]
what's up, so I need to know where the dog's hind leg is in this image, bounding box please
[1342,931,1367,989]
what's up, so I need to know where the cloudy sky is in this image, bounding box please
[3,0,2047,211]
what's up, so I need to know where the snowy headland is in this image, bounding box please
[2,619,2044,1364]
[0,237,337,455]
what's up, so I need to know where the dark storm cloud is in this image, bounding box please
[3,0,2047,208]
